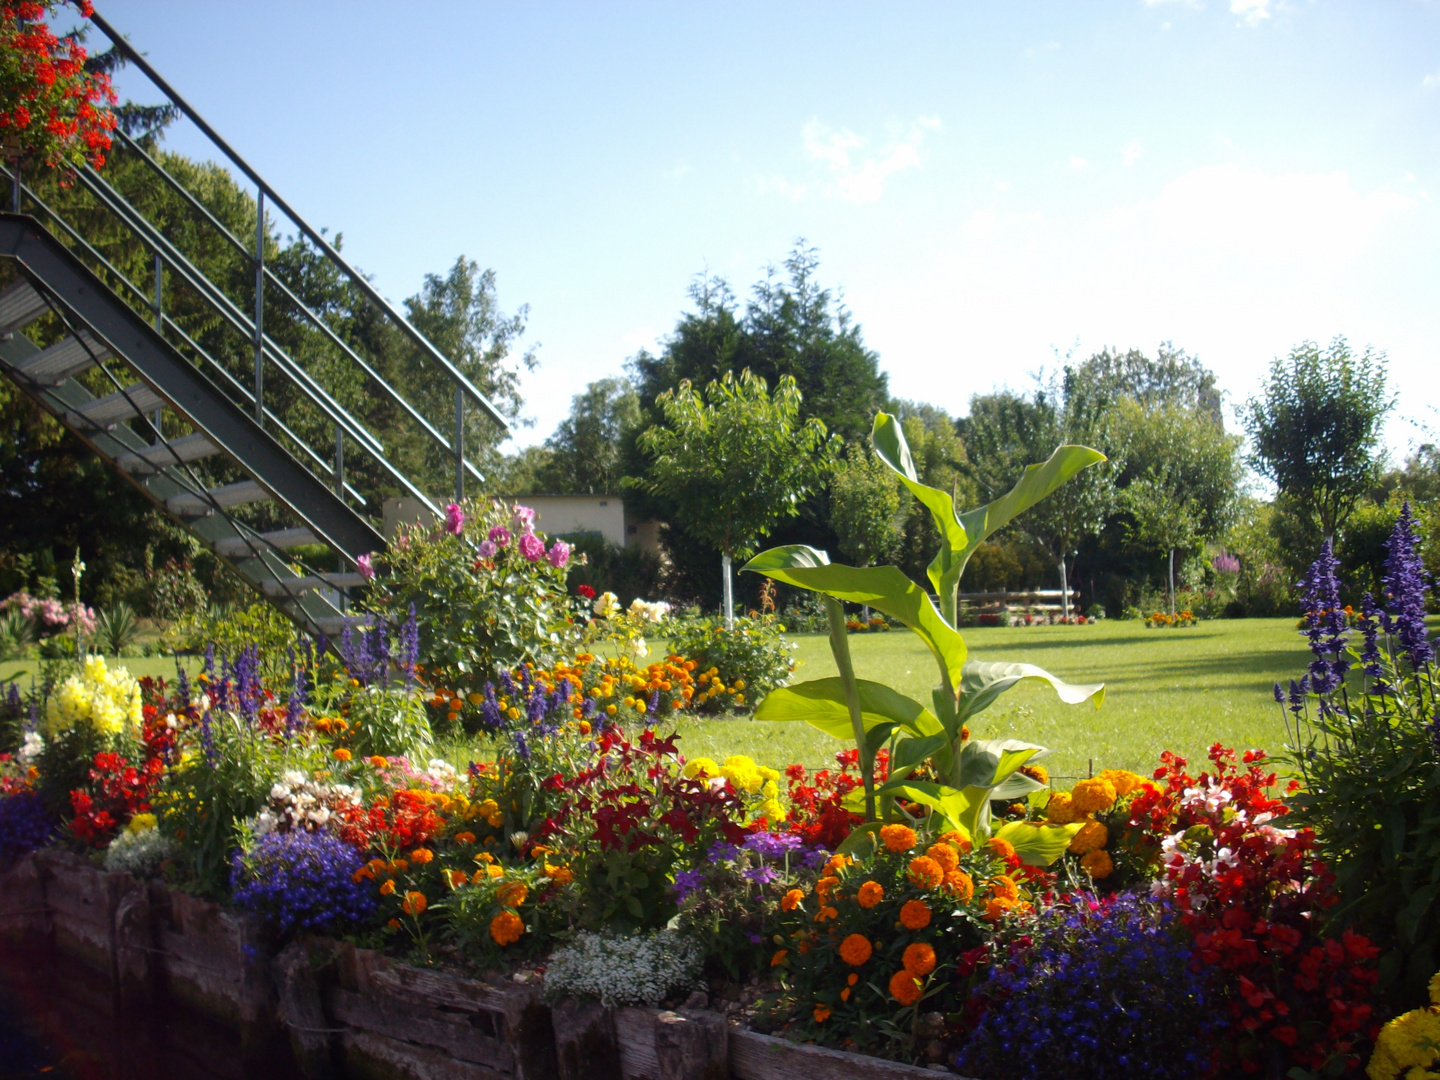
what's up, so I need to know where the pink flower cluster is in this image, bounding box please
[1,592,96,634]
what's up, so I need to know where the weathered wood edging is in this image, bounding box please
[0,851,965,1080]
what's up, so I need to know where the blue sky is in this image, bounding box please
[95,1,1440,459]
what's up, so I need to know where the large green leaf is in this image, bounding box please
[887,733,950,785]
[957,661,1106,723]
[994,820,1085,867]
[754,677,943,740]
[871,411,968,597]
[956,738,1048,789]
[742,546,967,687]
[953,444,1107,581]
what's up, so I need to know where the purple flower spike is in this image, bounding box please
[518,533,545,562]
[1380,502,1433,672]
[1299,539,1349,694]
[444,503,465,536]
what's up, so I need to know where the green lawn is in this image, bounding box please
[671,618,1317,780]
[0,619,1341,782]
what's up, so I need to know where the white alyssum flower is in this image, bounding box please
[104,824,173,877]
[18,731,44,765]
[247,770,361,837]
[543,929,703,1008]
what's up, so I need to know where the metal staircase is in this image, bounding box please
[0,12,508,638]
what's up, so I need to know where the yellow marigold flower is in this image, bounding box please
[487,813,504,828]
[907,856,944,889]
[813,1004,832,1023]
[1069,820,1109,855]
[889,969,922,1006]
[401,891,427,917]
[986,837,1017,862]
[486,864,505,879]
[454,831,477,845]
[899,900,931,930]
[1080,849,1114,879]
[1043,791,1078,825]
[945,870,975,902]
[926,842,960,874]
[857,881,885,909]
[902,942,936,978]
[379,879,396,896]
[127,813,158,835]
[578,720,591,734]
[332,747,352,761]
[781,888,804,912]
[771,949,788,967]
[989,875,1019,901]
[983,896,1020,922]
[1070,777,1118,814]
[1099,769,1146,798]
[490,910,524,946]
[545,863,574,886]
[839,934,873,966]
[880,824,918,852]
[937,829,972,853]
[409,848,434,865]
[479,799,500,816]
[760,798,787,822]
[497,881,529,908]
[474,851,495,864]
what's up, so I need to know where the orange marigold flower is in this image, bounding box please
[944,870,975,902]
[879,823,918,852]
[907,856,944,889]
[1098,769,1145,798]
[937,829,972,853]
[490,910,524,946]
[899,899,931,930]
[1068,820,1108,855]
[856,881,885,909]
[1080,848,1114,879]
[840,988,851,1002]
[781,888,805,912]
[497,881,529,908]
[544,863,574,886]
[1070,777,1117,814]
[823,854,851,876]
[847,973,859,986]
[378,879,396,896]
[1019,763,1049,786]
[839,934,873,967]
[771,949,788,967]
[889,969,922,1006]
[368,755,389,768]
[926,842,960,874]
[813,1004,832,1023]
[332,747,352,761]
[989,875,1019,901]
[983,896,1020,922]
[814,905,839,923]
[453,831,477,845]
[386,918,401,930]
[986,838,1017,862]
[409,848,434,865]
[903,942,937,978]
[352,866,374,882]
[1043,791,1078,825]
[816,875,840,899]
[401,891,427,917]
[448,869,468,888]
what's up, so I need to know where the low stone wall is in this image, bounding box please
[0,851,956,1080]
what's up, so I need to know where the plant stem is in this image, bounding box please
[824,596,874,821]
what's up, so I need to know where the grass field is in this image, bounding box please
[0,618,1361,782]
[671,618,1318,779]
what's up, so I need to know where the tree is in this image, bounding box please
[1067,342,1223,424]
[1243,338,1392,541]
[540,377,640,494]
[829,445,904,569]
[638,370,835,626]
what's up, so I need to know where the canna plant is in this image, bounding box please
[744,411,1107,863]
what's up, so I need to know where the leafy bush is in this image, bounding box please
[667,614,796,712]
[543,928,704,1007]
[369,498,584,694]
[103,815,173,877]
[231,828,376,935]
[163,603,299,679]
[957,893,1215,1080]
[94,602,139,656]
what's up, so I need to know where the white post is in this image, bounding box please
[1168,548,1176,618]
[1059,557,1071,622]
[722,553,734,630]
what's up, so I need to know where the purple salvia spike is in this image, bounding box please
[1381,502,1434,672]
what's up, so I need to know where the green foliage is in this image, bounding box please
[639,369,837,561]
[35,722,106,820]
[1244,337,1393,539]
[829,444,904,568]
[563,534,662,609]
[164,603,300,681]
[667,614,797,712]
[93,603,139,657]
[539,377,642,494]
[0,609,36,661]
[367,498,582,695]
[342,684,434,760]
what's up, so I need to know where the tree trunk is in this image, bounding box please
[1059,557,1071,621]
[722,553,734,630]
[1168,548,1176,618]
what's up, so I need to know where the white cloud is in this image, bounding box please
[1142,0,1203,8]
[1122,140,1143,167]
[1069,155,1090,171]
[1230,0,1271,27]
[764,117,939,204]
[1423,68,1440,89]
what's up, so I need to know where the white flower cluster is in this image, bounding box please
[627,598,671,624]
[543,928,703,1008]
[104,818,173,877]
[17,731,43,766]
[1150,782,1294,909]
[248,769,362,837]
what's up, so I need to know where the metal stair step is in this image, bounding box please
[15,330,110,385]
[115,432,220,473]
[70,383,164,428]
[167,479,270,516]
[0,280,47,335]
[212,526,320,558]
[257,573,366,598]
[314,616,375,637]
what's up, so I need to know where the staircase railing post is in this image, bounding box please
[152,251,163,443]
[253,189,264,425]
[334,425,344,497]
[454,384,465,503]
[8,159,16,213]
